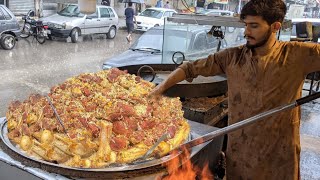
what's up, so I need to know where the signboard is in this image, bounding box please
[206,0,228,4]
[287,4,305,19]
[214,0,228,4]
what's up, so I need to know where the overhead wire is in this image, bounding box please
[179,0,227,51]
[179,0,201,25]
[180,0,195,13]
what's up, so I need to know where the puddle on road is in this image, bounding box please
[301,104,320,137]
[301,150,320,180]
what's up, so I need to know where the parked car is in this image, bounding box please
[102,25,221,69]
[202,9,234,17]
[0,5,21,50]
[135,8,177,31]
[200,9,235,32]
[41,4,118,43]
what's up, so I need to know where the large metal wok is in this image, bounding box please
[118,51,227,98]
[2,92,318,178]
[0,118,222,179]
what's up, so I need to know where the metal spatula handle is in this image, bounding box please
[45,95,69,137]
[139,133,168,161]
[178,91,320,150]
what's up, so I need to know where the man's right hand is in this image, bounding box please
[148,68,187,97]
[149,84,165,97]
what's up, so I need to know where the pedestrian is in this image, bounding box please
[313,4,319,18]
[164,1,170,9]
[207,3,213,9]
[124,2,136,43]
[150,0,320,179]
[101,0,110,6]
[155,0,162,8]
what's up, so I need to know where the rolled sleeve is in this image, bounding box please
[178,50,228,80]
[300,43,320,75]
[177,61,196,79]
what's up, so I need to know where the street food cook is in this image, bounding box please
[150,0,320,179]
[5,68,190,168]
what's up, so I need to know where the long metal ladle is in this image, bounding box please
[177,91,320,150]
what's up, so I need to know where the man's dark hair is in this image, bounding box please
[240,0,287,25]
[128,2,133,6]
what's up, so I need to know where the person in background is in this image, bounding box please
[155,0,163,8]
[101,0,110,6]
[313,4,319,18]
[164,1,170,9]
[125,2,136,43]
[207,3,213,9]
[150,0,320,179]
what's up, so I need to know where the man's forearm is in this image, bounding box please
[154,68,187,95]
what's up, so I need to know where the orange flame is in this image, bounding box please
[160,148,213,180]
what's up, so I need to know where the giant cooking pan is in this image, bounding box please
[3,91,318,178]
[117,63,227,98]
[0,118,223,179]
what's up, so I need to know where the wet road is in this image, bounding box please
[0,30,140,116]
[0,29,320,179]
[300,89,320,180]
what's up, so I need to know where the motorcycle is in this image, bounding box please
[20,10,48,44]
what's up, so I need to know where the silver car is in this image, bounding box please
[41,4,118,43]
[0,5,21,50]
[102,25,221,69]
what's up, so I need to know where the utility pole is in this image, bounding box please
[238,0,241,13]
[34,0,42,17]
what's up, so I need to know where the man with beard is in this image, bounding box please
[150,0,320,179]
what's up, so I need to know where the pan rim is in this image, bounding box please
[0,119,209,172]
